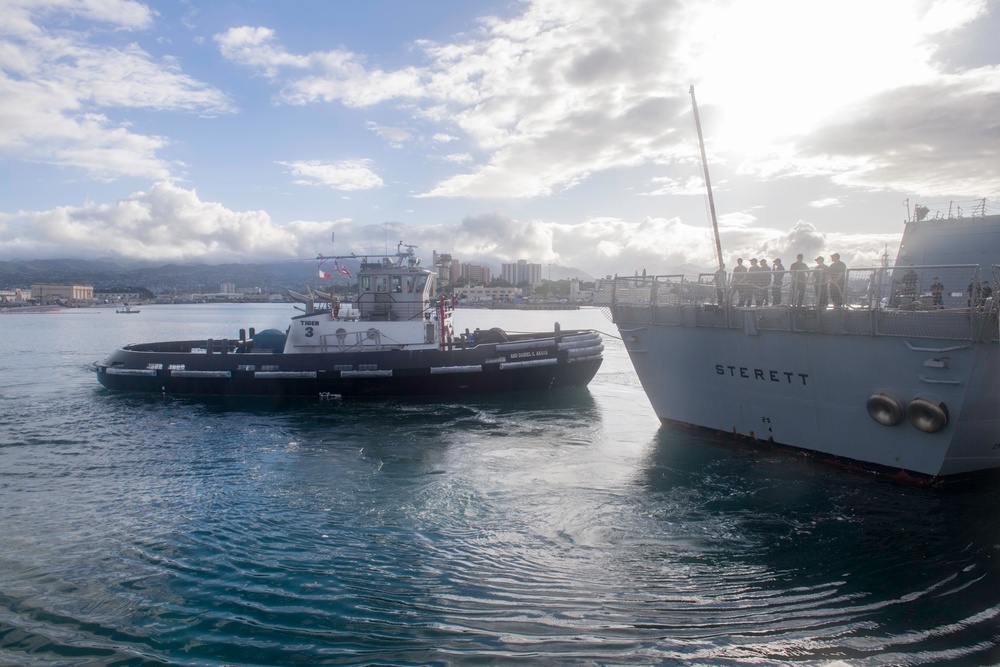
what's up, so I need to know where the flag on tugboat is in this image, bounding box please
[338,265,352,278]
[318,269,331,279]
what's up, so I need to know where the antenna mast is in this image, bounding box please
[690,85,724,271]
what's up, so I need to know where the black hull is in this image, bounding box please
[95,332,603,398]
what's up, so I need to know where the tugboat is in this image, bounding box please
[94,243,603,397]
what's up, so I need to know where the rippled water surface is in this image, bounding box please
[3,304,1000,666]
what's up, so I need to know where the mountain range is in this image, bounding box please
[0,258,596,294]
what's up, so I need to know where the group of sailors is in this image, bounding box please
[714,253,848,308]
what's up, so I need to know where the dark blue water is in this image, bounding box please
[3,304,1000,666]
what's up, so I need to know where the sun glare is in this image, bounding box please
[686,0,943,155]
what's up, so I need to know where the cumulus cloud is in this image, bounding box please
[0,0,232,180]
[277,159,384,190]
[0,184,904,273]
[0,182,302,262]
[801,77,1000,198]
[324,212,900,278]
[214,25,426,107]
[3,0,991,276]
[2,0,155,32]
[443,153,473,164]
[365,122,412,147]
[214,0,998,203]
[213,26,311,77]
[809,198,842,209]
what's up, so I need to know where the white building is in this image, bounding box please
[501,259,542,287]
[31,283,94,303]
[459,285,522,302]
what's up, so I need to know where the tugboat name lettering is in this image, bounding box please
[715,364,808,385]
[300,320,319,326]
[510,350,549,359]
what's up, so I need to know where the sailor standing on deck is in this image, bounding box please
[931,277,944,307]
[828,253,847,307]
[758,259,772,306]
[813,256,829,308]
[771,258,786,306]
[733,258,748,307]
[748,258,764,306]
[714,263,727,305]
[790,254,808,307]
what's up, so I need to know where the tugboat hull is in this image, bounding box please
[95,331,603,398]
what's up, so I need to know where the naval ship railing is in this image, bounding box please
[604,264,999,343]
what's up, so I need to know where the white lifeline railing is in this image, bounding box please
[606,264,999,343]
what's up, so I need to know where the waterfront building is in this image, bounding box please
[94,290,143,304]
[459,285,521,302]
[432,252,457,286]
[501,260,542,287]
[461,263,492,285]
[30,283,94,304]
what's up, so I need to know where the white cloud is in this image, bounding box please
[215,0,998,203]
[215,25,426,106]
[443,153,473,164]
[365,122,412,147]
[0,184,905,274]
[0,0,155,33]
[0,0,231,180]
[213,26,311,77]
[0,182,301,262]
[277,159,384,191]
[809,198,842,209]
[639,175,707,197]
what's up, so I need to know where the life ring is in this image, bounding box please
[906,396,949,433]
[866,392,905,426]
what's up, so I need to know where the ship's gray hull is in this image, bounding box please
[618,312,1000,477]
[604,208,1000,479]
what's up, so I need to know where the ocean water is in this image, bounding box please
[2,303,1000,666]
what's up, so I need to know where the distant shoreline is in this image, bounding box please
[460,303,581,310]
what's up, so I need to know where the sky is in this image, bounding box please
[1,0,998,279]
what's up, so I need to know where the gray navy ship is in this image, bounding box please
[605,202,1000,479]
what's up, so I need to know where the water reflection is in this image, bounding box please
[8,300,1000,665]
[632,423,1000,665]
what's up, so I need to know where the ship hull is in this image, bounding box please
[95,331,603,398]
[617,314,1000,478]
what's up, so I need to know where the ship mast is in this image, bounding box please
[689,85,725,272]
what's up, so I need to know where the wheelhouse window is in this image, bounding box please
[415,275,429,294]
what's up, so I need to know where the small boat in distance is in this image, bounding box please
[94,243,603,398]
[116,304,140,314]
